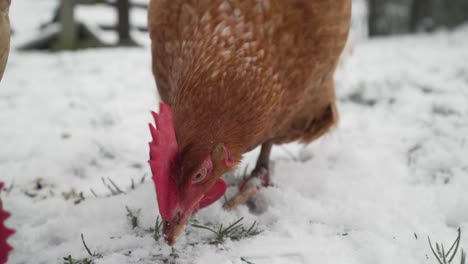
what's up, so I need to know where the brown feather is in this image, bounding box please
[149,0,351,185]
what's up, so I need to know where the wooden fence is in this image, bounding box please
[21,0,148,51]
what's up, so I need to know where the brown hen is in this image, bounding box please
[148,0,351,244]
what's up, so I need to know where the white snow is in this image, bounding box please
[1,1,468,264]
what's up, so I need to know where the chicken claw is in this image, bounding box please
[223,167,269,210]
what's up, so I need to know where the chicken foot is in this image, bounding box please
[223,141,272,210]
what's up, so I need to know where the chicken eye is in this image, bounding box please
[192,167,207,183]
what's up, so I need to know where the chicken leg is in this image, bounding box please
[223,141,273,210]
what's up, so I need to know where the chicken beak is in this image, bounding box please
[162,195,205,245]
[162,212,186,245]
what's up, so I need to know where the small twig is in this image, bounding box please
[63,255,93,264]
[140,174,147,184]
[153,216,163,241]
[107,178,125,194]
[241,257,255,264]
[101,178,118,195]
[3,182,14,194]
[23,191,38,198]
[90,189,98,198]
[125,206,139,229]
[74,192,85,205]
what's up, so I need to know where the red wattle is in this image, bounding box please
[198,179,227,209]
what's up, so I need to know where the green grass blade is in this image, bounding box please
[241,257,255,264]
[246,221,257,234]
[429,237,444,264]
[191,223,219,235]
[223,217,244,233]
[441,244,447,264]
[448,228,462,263]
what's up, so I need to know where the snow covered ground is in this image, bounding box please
[1,2,468,264]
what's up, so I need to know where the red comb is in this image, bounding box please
[149,104,227,220]
[148,103,179,221]
[0,183,14,264]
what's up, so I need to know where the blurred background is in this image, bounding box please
[8,0,150,50]
[5,0,468,51]
[1,1,468,263]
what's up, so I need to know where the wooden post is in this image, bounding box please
[367,0,380,37]
[117,0,132,45]
[57,0,76,50]
[443,0,467,29]
[409,0,423,32]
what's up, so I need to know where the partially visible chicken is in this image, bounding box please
[0,183,14,264]
[148,0,351,245]
[0,0,11,81]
